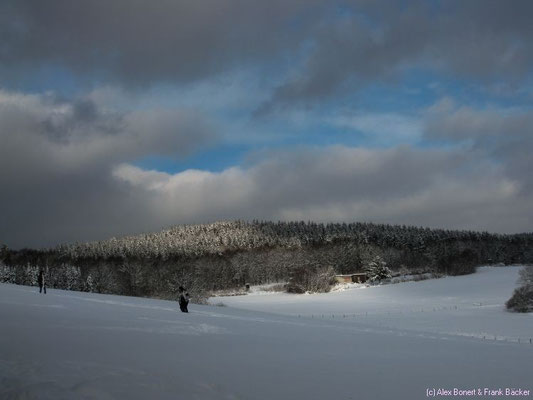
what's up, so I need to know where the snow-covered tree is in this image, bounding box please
[518,265,533,286]
[507,266,533,313]
[0,262,16,283]
[506,285,533,313]
[364,256,392,283]
[65,265,82,290]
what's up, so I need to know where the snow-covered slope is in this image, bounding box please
[1,267,532,400]
[215,266,533,342]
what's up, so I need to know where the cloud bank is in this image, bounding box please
[1,91,532,247]
[1,1,532,247]
[112,145,527,237]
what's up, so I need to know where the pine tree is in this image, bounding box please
[364,256,392,283]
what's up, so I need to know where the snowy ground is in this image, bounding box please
[215,267,533,343]
[1,266,532,399]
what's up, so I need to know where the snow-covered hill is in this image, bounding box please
[1,267,532,399]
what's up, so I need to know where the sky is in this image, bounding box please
[1,0,532,248]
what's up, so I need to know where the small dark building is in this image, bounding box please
[335,273,368,284]
[351,273,368,283]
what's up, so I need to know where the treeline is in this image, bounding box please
[1,220,532,301]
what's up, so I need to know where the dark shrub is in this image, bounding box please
[506,285,533,313]
[287,265,336,293]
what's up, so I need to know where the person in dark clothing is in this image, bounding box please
[38,270,46,294]
[178,286,189,313]
[183,292,190,313]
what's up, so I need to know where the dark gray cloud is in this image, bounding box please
[0,90,217,248]
[424,98,533,192]
[0,0,322,87]
[3,0,532,100]
[262,0,533,111]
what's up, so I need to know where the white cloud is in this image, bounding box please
[111,145,529,236]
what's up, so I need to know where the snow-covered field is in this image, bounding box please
[1,267,532,399]
[215,266,533,343]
